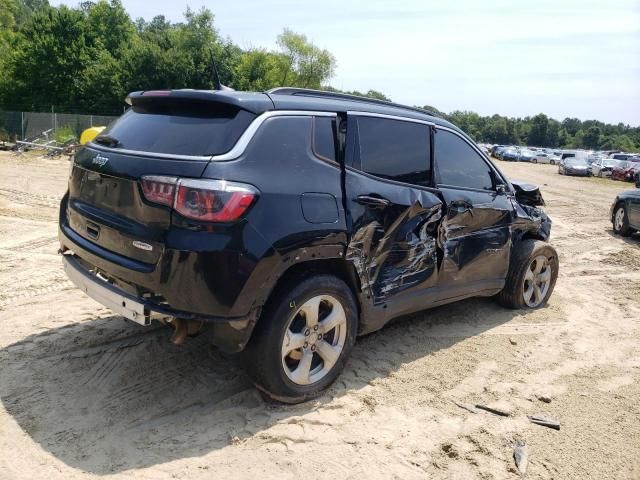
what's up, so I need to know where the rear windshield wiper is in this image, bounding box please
[94,134,121,148]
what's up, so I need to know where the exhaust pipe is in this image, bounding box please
[168,318,204,345]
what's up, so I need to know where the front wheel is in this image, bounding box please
[613,204,633,236]
[550,160,555,165]
[497,240,559,309]
[241,274,358,403]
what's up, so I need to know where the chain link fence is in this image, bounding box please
[0,109,118,142]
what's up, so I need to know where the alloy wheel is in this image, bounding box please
[281,295,347,385]
[522,255,552,307]
[614,207,625,232]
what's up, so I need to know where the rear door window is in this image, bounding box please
[355,116,431,187]
[434,129,494,190]
[97,102,256,157]
[313,116,337,161]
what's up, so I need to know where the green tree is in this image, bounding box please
[233,49,279,91]
[599,134,636,151]
[546,119,560,147]
[0,0,19,87]
[527,113,548,146]
[275,29,335,88]
[583,126,601,149]
[1,6,94,110]
[562,117,582,136]
[84,0,134,56]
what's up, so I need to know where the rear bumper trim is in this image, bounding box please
[63,254,153,325]
[62,254,238,324]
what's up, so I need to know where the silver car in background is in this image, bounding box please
[591,158,621,177]
[533,152,560,164]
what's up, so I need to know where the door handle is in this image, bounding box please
[450,199,474,215]
[355,195,391,209]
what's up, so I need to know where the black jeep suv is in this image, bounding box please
[59,88,558,402]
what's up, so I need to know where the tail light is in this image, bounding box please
[140,176,258,223]
[141,176,177,207]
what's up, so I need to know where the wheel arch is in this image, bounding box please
[209,252,364,354]
[612,199,626,222]
[264,257,363,319]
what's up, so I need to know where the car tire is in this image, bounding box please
[550,160,555,165]
[241,274,358,404]
[497,240,559,310]
[532,159,537,164]
[613,203,633,236]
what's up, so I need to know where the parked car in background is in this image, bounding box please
[609,153,636,161]
[493,146,507,159]
[611,175,640,236]
[587,153,604,165]
[502,147,519,161]
[628,163,640,183]
[517,149,537,162]
[532,152,560,165]
[612,160,640,182]
[490,145,505,157]
[559,157,591,176]
[591,158,621,177]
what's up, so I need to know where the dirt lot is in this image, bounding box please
[0,151,638,480]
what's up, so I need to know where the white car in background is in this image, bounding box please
[591,158,621,177]
[532,152,560,165]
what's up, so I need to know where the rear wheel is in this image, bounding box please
[497,240,559,309]
[532,159,538,164]
[550,160,555,165]
[241,274,358,403]
[613,204,633,236]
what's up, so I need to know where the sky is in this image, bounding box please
[51,0,640,125]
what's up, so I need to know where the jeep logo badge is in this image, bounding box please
[92,154,109,167]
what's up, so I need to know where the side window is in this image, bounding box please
[356,116,431,186]
[313,116,337,162]
[434,129,494,190]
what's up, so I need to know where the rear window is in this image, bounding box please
[313,116,337,161]
[98,102,255,157]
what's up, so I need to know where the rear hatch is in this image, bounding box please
[65,91,269,265]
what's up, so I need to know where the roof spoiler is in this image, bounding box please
[124,90,272,115]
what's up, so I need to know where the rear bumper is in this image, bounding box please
[65,254,159,325]
[58,194,280,319]
[63,253,244,323]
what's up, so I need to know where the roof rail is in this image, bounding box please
[267,87,440,118]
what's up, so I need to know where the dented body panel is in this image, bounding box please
[345,168,443,304]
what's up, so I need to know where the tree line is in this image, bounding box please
[438,110,640,151]
[0,0,638,151]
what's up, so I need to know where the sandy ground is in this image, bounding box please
[0,151,638,480]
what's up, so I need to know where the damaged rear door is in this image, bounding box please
[344,113,443,310]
